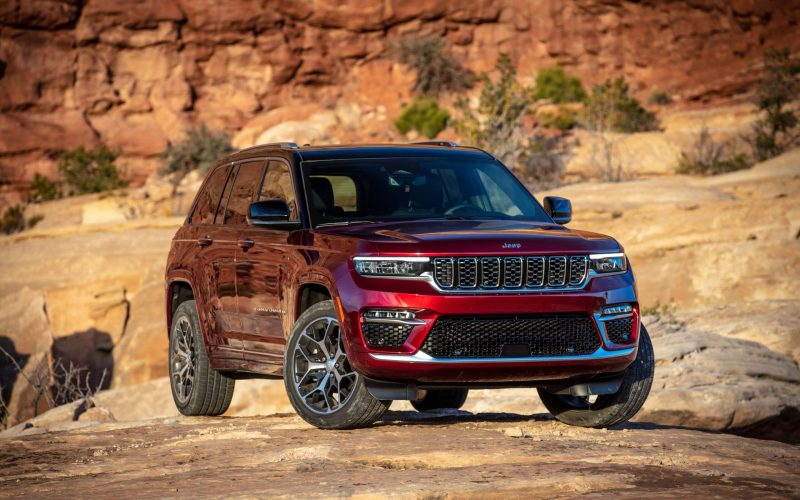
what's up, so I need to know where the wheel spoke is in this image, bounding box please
[292,316,359,415]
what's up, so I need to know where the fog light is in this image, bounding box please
[602,304,633,316]
[363,309,417,321]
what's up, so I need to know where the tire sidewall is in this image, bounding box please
[169,300,204,414]
[283,300,386,429]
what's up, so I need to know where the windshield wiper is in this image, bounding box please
[316,220,377,227]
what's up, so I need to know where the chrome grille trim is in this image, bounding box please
[547,256,567,287]
[526,257,545,287]
[433,258,454,288]
[457,258,478,288]
[480,257,501,288]
[504,257,523,288]
[432,255,591,292]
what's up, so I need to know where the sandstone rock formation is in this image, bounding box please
[2,0,799,203]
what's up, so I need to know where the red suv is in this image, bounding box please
[165,142,654,429]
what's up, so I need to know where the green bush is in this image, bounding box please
[29,173,61,202]
[648,89,671,106]
[394,98,450,139]
[539,105,578,130]
[455,53,563,189]
[745,48,800,162]
[533,65,586,103]
[1,205,43,235]
[58,145,127,196]
[393,35,473,97]
[161,125,233,179]
[582,77,658,133]
[677,127,750,175]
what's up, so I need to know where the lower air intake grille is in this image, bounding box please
[362,323,412,348]
[420,315,600,358]
[604,317,634,344]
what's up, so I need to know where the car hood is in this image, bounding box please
[315,219,621,255]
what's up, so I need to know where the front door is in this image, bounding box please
[237,159,301,369]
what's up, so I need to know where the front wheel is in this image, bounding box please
[537,324,654,428]
[283,301,390,429]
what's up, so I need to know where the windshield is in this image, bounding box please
[301,157,551,226]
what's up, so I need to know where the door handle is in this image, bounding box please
[197,236,213,247]
[238,239,255,249]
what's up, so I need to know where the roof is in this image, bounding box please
[223,142,494,163]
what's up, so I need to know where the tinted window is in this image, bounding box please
[259,161,298,220]
[221,160,266,225]
[191,165,231,224]
[301,158,550,226]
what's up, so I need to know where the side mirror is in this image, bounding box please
[247,200,301,228]
[543,196,572,225]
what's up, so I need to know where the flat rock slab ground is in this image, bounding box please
[1,412,798,498]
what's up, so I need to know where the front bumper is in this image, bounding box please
[338,267,640,385]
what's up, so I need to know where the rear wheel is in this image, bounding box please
[284,301,390,429]
[537,324,654,428]
[411,389,469,412]
[169,300,235,416]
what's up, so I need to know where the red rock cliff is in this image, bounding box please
[1,0,798,200]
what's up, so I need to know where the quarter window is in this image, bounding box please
[191,165,231,224]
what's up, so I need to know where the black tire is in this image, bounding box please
[537,324,654,428]
[283,300,390,429]
[169,300,235,416]
[411,389,469,412]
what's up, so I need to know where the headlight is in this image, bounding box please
[590,253,627,274]
[353,257,430,277]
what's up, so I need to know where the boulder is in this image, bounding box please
[637,316,800,442]
[0,287,54,427]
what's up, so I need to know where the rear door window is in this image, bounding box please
[191,165,232,224]
[259,160,299,220]
[221,160,267,225]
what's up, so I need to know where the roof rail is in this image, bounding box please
[413,141,459,147]
[236,142,299,155]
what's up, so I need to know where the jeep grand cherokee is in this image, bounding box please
[164,142,654,429]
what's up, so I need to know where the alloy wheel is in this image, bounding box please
[171,316,196,405]
[292,317,358,415]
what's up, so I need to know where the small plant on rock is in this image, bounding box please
[394,98,450,139]
[161,125,234,181]
[582,77,658,133]
[58,145,127,196]
[29,173,61,202]
[393,35,474,97]
[455,53,564,190]
[745,48,800,162]
[533,65,587,103]
[0,205,43,235]
[677,127,749,175]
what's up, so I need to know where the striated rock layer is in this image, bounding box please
[1,0,800,201]
[0,412,799,497]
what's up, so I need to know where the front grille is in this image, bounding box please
[432,255,589,292]
[362,323,412,348]
[420,315,601,358]
[604,317,634,344]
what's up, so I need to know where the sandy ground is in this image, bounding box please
[1,411,799,498]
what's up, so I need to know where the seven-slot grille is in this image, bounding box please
[432,256,589,291]
[420,314,600,358]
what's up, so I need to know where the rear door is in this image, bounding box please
[236,159,301,368]
[186,163,242,362]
